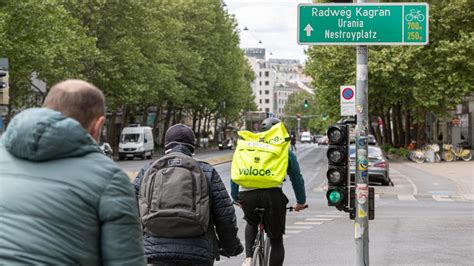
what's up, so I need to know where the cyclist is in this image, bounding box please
[231,117,307,266]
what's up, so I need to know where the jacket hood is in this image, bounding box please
[1,108,101,162]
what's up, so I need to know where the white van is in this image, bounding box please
[300,131,312,144]
[118,125,154,160]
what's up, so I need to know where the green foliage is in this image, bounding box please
[304,1,473,144]
[0,0,255,137]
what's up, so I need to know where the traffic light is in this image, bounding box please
[0,71,6,88]
[304,99,309,109]
[0,70,9,105]
[326,123,349,210]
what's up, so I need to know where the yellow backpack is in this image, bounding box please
[231,123,290,188]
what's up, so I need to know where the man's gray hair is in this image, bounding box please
[43,79,105,129]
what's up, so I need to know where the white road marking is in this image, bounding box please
[463,194,474,201]
[312,215,343,218]
[398,195,417,201]
[432,195,453,202]
[398,169,419,195]
[283,235,290,239]
[305,218,333,221]
[295,221,324,225]
[285,230,302,234]
[286,225,313,229]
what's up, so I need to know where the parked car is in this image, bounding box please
[218,139,234,150]
[313,134,323,143]
[349,145,391,186]
[99,142,113,159]
[350,134,377,146]
[301,132,312,144]
[118,125,154,160]
[318,135,328,145]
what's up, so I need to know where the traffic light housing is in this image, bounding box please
[326,123,349,210]
[0,70,9,105]
[304,99,309,108]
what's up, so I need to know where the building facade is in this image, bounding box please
[244,48,314,119]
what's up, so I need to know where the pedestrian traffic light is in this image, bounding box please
[326,123,349,210]
[304,99,309,109]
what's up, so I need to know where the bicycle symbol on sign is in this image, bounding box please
[405,9,425,22]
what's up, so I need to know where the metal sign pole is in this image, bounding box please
[355,44,370,265]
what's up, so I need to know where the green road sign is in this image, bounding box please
[298,3,429,45]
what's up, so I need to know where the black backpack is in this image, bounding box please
[138,152,210,238]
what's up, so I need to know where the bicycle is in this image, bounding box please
[251,205,308,266]
[408,149,425,163]
[442,143,472,162]
[405,9,425,22]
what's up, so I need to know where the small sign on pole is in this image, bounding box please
[340,85,356,116]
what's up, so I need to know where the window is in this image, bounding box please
[259,81,262,86]
[265,108,270,112]
[259,99,262,104]
[265,81,269,86]
[265,90,269,95]
[259,90,262,95]
[259,72,262,77]
[265,99,270,104]
[265,71,269,77]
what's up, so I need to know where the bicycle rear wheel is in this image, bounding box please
[443,150,455,162]
[264,236,271,266]
[252,246,264,266]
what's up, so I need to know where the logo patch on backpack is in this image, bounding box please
[168,159,181,166]
[138,152,210,238]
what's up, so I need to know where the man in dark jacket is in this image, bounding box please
[0,80,145,265]
[133,124,243,265]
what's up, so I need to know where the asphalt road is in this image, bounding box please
[117,144,474,265]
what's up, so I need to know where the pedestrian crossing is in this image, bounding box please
[312,167,473,203]
[282,213,345,241]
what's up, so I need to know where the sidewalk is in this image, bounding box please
[396,160,474,200]
[125,148,233,181]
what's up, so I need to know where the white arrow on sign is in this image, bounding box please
[304,24,313,37]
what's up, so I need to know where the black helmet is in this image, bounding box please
[260,117,281,131]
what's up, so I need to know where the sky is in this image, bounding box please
[225,0,313,64]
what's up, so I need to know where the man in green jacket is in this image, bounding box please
[0,79,145,265]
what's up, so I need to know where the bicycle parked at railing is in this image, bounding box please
[408,143,441,163]
[250,205,308,266]
[442,143,472,162]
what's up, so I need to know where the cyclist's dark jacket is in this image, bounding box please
[133,145,242,263]
[230,150,306,204]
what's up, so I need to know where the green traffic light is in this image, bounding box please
[304,99,308,108]
[328,190,342,204]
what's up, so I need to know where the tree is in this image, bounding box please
[0,1,98,118]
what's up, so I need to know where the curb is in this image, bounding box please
[126,154,233,182]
